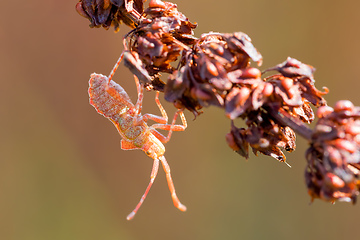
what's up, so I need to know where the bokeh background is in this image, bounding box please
[1,1,360,239]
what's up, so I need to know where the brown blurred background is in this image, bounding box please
[1,1,360,239]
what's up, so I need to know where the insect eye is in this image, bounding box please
[146,150,151,156]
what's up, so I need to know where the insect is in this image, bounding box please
[88,53,187,220]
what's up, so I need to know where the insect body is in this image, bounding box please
[88,58,187,220]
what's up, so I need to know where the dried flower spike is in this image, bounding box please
[77,0,360,212]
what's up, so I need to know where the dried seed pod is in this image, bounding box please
[227,108,296,165]
[221,55,326,164]
[263,57,315,81]
[225,32,263,66]
[76,0,144,31]
[163,31,263,112]
[123,0,197,82]
[306,100,360,203]
[149,0,166,9]
[334,100,354,112]
[316,105,334,118]
[226,122,249,159]
[225,87,251,119]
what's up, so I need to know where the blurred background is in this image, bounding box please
[1,1,360,239]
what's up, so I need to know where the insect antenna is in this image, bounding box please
[127,158,160,220]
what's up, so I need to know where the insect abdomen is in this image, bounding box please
[88,73,134,122]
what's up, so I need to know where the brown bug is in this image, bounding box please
[88,53,187,220]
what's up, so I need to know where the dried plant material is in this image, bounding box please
[76,1,328,166]
[223,57,327,164]
[77,0,360,210]
[306,100,360,203]
[263,57,315,81]
[127,1,197,75]
[75,0,145,31]
[164,32,262,115]
[227,110,295,165]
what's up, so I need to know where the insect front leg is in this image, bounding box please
[108,52,124,82]
[133,75,144,115]
[100,52,134,109]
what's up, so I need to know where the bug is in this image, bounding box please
[88,53,187,220]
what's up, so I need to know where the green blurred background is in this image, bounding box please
[1,1,360,239]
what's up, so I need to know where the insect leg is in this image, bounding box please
[108,52,124,82]
[150,110,187,143]
[101,53,134,109]
[154,91,168,122]
[133,75,144,115]
[142,92,168,124]
[127,158,160,221]
[159,155,187,212]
